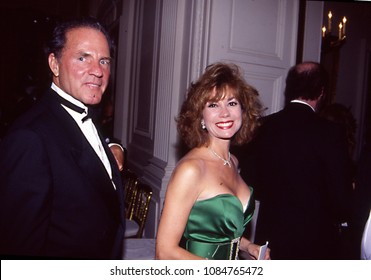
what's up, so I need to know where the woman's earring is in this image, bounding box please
[201,120,206,130]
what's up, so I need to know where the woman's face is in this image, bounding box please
[202,87,242,141]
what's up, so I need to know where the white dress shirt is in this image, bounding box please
[51,83,114,189]
[361,210,371,260]
[290,99,315,112]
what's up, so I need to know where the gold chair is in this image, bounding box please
[122,169,139,219]
[124,182,153,238]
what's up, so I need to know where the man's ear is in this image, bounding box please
[316,87,324,102]
[48,53,59,77]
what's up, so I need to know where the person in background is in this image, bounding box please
[319,102,358,259]
[239,61,353,259]
[0,17,125,259]
[353,143,371,259]
[361,210,371,260]
[320,102,357,181]
[156,62,270,260]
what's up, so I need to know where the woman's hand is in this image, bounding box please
[240,237,271,260]
[109,144,124,171]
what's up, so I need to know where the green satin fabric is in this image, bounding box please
[180,188,255,259]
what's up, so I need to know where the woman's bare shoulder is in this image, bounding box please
[174,154,206,180]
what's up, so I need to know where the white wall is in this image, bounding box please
[205,0,299,115]
[303,1,323,62]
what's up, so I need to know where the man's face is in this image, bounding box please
[49,27,111,105]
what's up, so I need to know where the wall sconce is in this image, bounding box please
[320,11,348,106]
[321,11,347,52]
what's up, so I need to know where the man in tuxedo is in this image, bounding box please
[0,18,125,259]
[239,62,353,259]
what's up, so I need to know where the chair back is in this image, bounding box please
[122,169,139,219]
[130,182,153,238]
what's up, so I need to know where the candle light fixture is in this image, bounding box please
[328,11,332,33]
[342,17,347,36]
[321,12,348,108]
[321,11,347,52]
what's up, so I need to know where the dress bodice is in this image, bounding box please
[180,188,255,259]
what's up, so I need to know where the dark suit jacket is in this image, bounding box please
[0,89,125,259]
[238,102,352,259]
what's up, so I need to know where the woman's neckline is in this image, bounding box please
[195,189,253,212]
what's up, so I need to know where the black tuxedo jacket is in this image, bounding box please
[239,102,353,259]
[0,89,125,259]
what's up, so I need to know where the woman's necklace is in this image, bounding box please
[208,147,232,168]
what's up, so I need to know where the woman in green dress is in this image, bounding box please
[156,62,270,260]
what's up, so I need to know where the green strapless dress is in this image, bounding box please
[180,188,255,259]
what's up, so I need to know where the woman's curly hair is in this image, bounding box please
[177,62,263,149]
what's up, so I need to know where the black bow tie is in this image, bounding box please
[55,94,91,122]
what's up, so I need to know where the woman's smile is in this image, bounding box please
[216,121,234,130]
